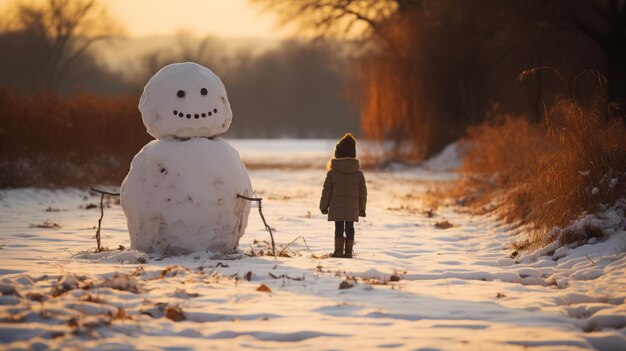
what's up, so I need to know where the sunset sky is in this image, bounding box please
[1,0,290,39]
[105,0,288,38]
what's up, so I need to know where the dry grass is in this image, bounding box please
[459,98,626,245]
[0,88,149,187]
[29,220,62,229]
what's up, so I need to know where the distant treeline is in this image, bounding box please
[138,38,361,138]
[0,14,359,138]
[222,40,359,138]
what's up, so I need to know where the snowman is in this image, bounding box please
[120,62,252,254]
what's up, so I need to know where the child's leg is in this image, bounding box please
[345,221,355,240]
[344,221,355,258]
[332,221,345,257]
[334,221,345,238]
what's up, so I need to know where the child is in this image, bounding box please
[319,133,367,258]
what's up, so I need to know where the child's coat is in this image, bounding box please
[319,158,367,222]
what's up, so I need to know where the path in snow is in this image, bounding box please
[1,141,625,351]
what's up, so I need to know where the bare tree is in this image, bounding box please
[253,0,408,38]
[7,0,122,89]
[254,0,622,160]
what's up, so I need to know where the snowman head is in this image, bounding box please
[139,62,233,139]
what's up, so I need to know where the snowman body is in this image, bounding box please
[120,62,252,254]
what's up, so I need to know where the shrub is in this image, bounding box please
[459,97,626,245]
[0,88,149,187]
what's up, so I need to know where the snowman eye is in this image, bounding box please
[177,90,185,98]
[200,88,207,96]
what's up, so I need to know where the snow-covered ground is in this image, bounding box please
[1,140,625,351]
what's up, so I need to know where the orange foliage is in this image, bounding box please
[459,98,626,243]
[0,88,149,187]
[355,4,479,161]
[358,55,433,160]
[356,11,434,160]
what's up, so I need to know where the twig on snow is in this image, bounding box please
[279,235,312,257]
[269,272,304,281]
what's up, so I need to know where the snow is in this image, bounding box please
[121,138,252,254]
[422,142,461,171]
[121,62,252,254]
[73,249,149,264]
[228,139,336,169]
[1,139,625,350]
[139,62,232,140]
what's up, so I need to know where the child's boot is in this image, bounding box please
[331,237,345,257]
[344,239,354,258]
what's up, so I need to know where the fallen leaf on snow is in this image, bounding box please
[434,220,454,229]
[339,280,354,289]
[112,308,132,320]
[26,292,48,302]
[165,306,185,321]
[159,265,190,279]
[256,284,272,292]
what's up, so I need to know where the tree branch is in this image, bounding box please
[89,187,120,196]
[88,186,120,252]
[56,34,111,83]
[237,194,277,258]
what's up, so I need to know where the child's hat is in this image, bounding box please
[335,133,356,158]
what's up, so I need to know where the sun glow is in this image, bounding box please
[0,0,287,39]
[104,0,286,38]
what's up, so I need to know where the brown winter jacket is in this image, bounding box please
[319,158,367,222]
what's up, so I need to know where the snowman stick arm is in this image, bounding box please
[88,187,120,252]
[237,194,276,258]
[88,187,120,196]
[236,194,261,201]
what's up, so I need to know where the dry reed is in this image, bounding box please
[459,97,626,245]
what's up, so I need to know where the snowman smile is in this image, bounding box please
[173,108,219,119]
